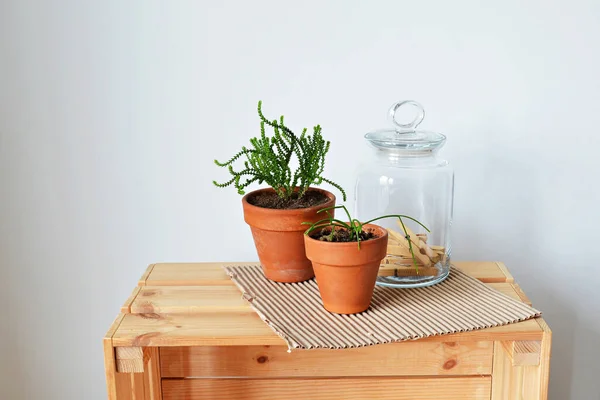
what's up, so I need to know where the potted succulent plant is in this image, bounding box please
[303,205,427,314]
[214,101,346,283]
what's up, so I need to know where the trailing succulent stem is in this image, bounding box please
[303,205,429,272]
[213,101,346,201]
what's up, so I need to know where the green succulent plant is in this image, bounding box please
[213,101,346,201]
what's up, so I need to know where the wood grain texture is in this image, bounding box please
[114,372,145,400]
[502,340,542,366]
[104,339,119,400]
[159,341,493,378]
[112,312,284,347]
[491,340,543,399]
[105,314,163,399]
[453,261,510,283]
[125,278,528,318]
[143,261,509,286]
[145,262,252,286]
[143,348,162,400]
[121,268,533,349]
[161,377,491,400]
[116,347,144,373]
[121,287,142,313]
[106,313,128,339]
[491,341,515,399]
[495,261,515,283]
[112,273,542,347]
[104,261,551,399]
[491,332,552,399]
[487,283,528,304]
[138,264,156,286]
[104,314,126,400]
[131,286,248,314]
[536,318,552,400]
[513,283,533,306]
[112,312,543,347]
[113,349,163,399]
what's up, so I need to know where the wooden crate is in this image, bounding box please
[104,261,551,400]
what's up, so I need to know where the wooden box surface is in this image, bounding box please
[104,261,551,400]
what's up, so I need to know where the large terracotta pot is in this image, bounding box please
[242,187,336,283]
[304,224,388,314]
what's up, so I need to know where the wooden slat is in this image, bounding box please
[491,340,543,399]
[487,283,531,305]
[536,318,552,400]
[105,313,127,340]
[114,372,145,400]
[491,341,515,399]
[116,347,144,373]
[495,261,515,283]
[512,341,542,366]
[513,283,533,306]
[121,287,142,313]
[104,314,126,400]
[105,315,163,399]
[125,283,528,316]
[453,261,510,283]
[143,348,162,400]
[161,377,491,400]
[113,312,284,347]
[114,261,542,347]
[104,339,119,399]
[130,286,248,314]
[145,262,249,286]
[491,323,552,400]
[144,261,509,286]
[138,264,156,286]
[160,341,493,378]
[113,348,163,399]
[112,312,544,347]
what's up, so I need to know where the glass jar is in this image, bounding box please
[354,100,454,288]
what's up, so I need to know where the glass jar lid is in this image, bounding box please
[365,100,446,151]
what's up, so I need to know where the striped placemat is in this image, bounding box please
[224,265,541,350]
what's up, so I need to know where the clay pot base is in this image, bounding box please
[304,224,389,314]
[313,261,382,314]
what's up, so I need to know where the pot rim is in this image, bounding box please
[303,223,388,247]
[242,187,336,213]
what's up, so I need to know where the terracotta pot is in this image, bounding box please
[304,224,388,314]
[242,187,336,283]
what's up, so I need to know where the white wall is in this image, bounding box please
[1,1,599,399]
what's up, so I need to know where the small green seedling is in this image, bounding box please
[303,205,429,272]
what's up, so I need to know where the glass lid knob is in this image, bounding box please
[388,100,425,133]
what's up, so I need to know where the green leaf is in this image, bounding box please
[213,100,347,201]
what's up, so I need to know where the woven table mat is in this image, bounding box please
[225,265,541,350]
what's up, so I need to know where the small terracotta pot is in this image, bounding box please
[242,187,336,283]
[304,224,388,314]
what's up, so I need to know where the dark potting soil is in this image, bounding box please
[309,227,377,243]
[248,190,329,210]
